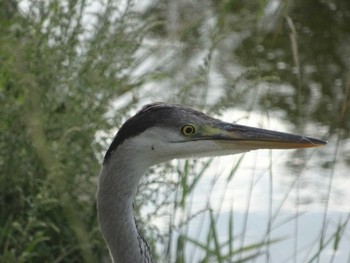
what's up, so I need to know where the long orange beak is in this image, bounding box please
[201,122,327,150]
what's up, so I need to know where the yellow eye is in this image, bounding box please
[181,124,196,136]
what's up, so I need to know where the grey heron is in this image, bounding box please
[97,102,326,263]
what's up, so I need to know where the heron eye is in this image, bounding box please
[181,124,196,136]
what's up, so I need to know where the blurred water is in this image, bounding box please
[182,211,350,263]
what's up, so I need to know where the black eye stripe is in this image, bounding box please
[181,124,196,136]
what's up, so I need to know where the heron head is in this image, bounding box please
[104,103,326,166]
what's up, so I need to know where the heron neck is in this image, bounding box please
[97,148,153,263]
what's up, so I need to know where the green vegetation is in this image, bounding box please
[1,0,349,262]
[0,0,143,261]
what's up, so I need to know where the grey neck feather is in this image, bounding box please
[97,143,154,263]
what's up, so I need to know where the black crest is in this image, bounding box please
[104,103,173,162]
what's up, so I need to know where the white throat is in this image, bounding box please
[97,138,155,263]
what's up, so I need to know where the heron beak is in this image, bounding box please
[208,123,327,150]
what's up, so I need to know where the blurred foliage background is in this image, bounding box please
[0,0,349,262]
